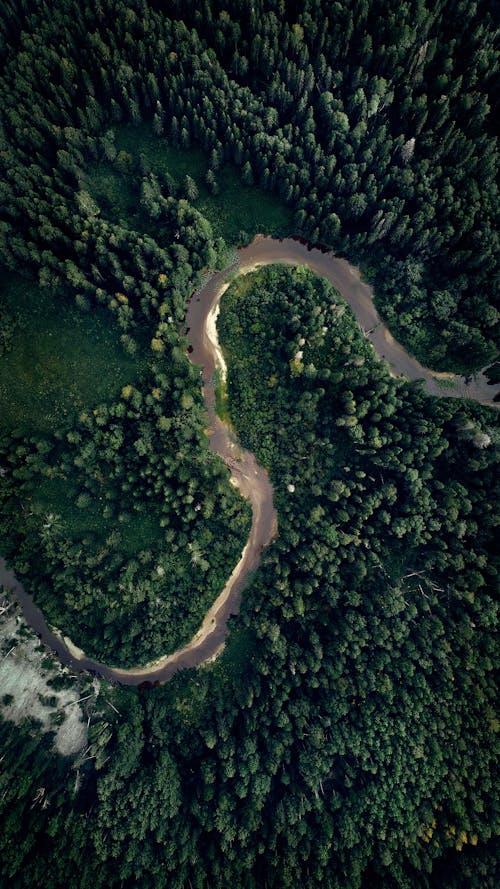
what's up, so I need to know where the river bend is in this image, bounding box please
[1,237,498,685]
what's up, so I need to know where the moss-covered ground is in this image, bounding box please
[86,122,292,245]
[0,271,145,435]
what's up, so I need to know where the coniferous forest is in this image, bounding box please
[0,2,498,888]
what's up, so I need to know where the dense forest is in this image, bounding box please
[0,1,498,888]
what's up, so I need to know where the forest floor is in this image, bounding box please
[0,269,144,435]
[88,123,293,245]
[0,594,91,755]
[0,269,166,561]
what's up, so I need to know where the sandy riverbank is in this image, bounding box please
[2,235,497,686]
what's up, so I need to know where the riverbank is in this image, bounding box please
[236,238,500,408]
[0,253,279,685]
[1,235,498,687]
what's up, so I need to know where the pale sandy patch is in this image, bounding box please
[110,534,254,678]
[429,370,455,380]
[206,287,229,382]
[0,609,88,756]
[50,630,86,660]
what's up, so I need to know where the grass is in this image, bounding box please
[214,625,259,683]
[31,475,164,555]
[0,270,145,435]
[434,378,458,390]
[82,162,172,241]
[155,625,259,720]
[90,122,293,246]
[196,167,292,244]
[0,265,170,558]
[0,269,161,551]
[116,123,208,182]
[87,164,137,221]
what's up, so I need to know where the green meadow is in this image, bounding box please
[0,271,144,435]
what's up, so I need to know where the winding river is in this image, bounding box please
[1,237,498,685]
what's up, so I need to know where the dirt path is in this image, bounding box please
[1,236,498,686]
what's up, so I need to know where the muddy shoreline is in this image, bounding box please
[237,238,500,406]
[0,254,279,686]
[1,236,498,686]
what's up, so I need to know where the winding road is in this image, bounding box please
[1,237,498,685]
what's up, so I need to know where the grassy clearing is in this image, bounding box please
[116,123,208,182]
[86,164,137,222]
[155,625,259,722]
[92,122,293,245]
[0,270,160,551]
[30,475,164,556]
[214,625,258,682]
[83,161,178,247]
[0,271,145,435]
[195,166,292,244]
